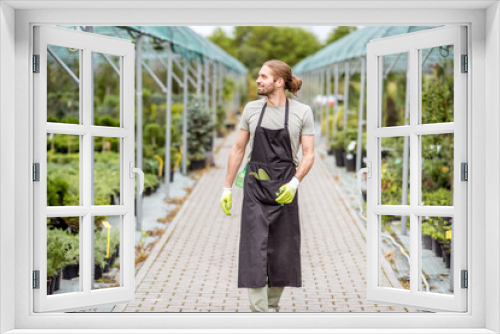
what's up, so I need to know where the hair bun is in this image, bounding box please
[289,76,302,97]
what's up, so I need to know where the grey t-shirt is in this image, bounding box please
[239,98,315,167]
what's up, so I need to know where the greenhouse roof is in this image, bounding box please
[59,26,247,75]
[293,26,439,74]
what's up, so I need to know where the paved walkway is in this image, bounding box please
[113,129,423,313]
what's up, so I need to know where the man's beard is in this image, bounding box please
[257,85,274,96]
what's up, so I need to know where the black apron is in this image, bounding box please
[238,98,302,288]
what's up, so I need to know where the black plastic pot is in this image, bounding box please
[54,271,61,291]
[442,248,451,268]
[170,170,174,182]
[432,238,443,257]
[422,234,433,250]
[63,263,79,279]
[344,152,357,172]
[94,264,103,280]
[188,159,207,171]
[335,150,345,167]
[47,279,53,295]
[362,190,367,202]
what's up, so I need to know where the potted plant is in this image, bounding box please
[187,96,215,171]
[421,220,434,250]
[46,257,57,295]
[331,130,345,167]
[93,227,108,278]
[344,130,358,172]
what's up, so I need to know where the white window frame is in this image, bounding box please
[33,25,137,313]
[0,2,498,333]
[366,25,468,312]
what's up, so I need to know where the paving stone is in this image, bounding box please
[110,129,425,314]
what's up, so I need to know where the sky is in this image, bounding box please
[189,26,351,43]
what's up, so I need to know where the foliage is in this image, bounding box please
[186,96,215,160]
[46,227,79,278]
[208,26,323,80]
[325,26,358,45]
[216,104,226,132]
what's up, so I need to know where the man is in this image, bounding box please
[220,60,315,312]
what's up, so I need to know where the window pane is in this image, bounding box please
[47,133,80,206]
[421,45,454,124]
[421,133,454,206]
[380,52,409,127]
[420,216,453,295]
[379,215,410,290]
[92,52,121,127]
[47,217,81,295]
[380,137,410,205]
[47,45,80,124]
[92,215,121,290]
[93,136,121,205]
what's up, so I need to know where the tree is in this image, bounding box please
[208,27,238,58]
[208,26,323,79]
[325,26,358,45]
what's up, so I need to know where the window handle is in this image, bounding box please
[129,161,144,195]
[356,161,371,195]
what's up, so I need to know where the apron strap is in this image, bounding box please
[257,102,267,128]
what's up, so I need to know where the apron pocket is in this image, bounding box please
[247,178,287,206]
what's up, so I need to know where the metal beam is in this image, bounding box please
[204,58,210,109]
[47,45,79,85]
[356,56,366,172]
[182,61,188,175]
[164,47,173,198]
[197,58,202,97]
[326,67,331,138]
[333,63,339,136]
[100,53,120,76]
[343,60,350,131]
[142,60,167,93]
[212,61,217,150]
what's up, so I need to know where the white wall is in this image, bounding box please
[485,2,500,333]
[0,2,16,334]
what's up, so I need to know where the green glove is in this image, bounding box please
[275,176,300,205]
[220,188,232,216]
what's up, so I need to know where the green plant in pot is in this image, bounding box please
[186,97,214,170]
[343,130,358,172]
[331,130,346,167]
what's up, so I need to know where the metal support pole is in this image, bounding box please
[135,34,144,231]
[164,46,173,198]
[47,46,80,85]
[204,58,210,109]
[212,61,217,149]
[197,58,202,97]
[326,67,331,138]
[401,55,411,236]
[218,64,223,106]
[333,63,339,136]
[182,60,188,175]
[343,60,350,131]
[356,57,366,172]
